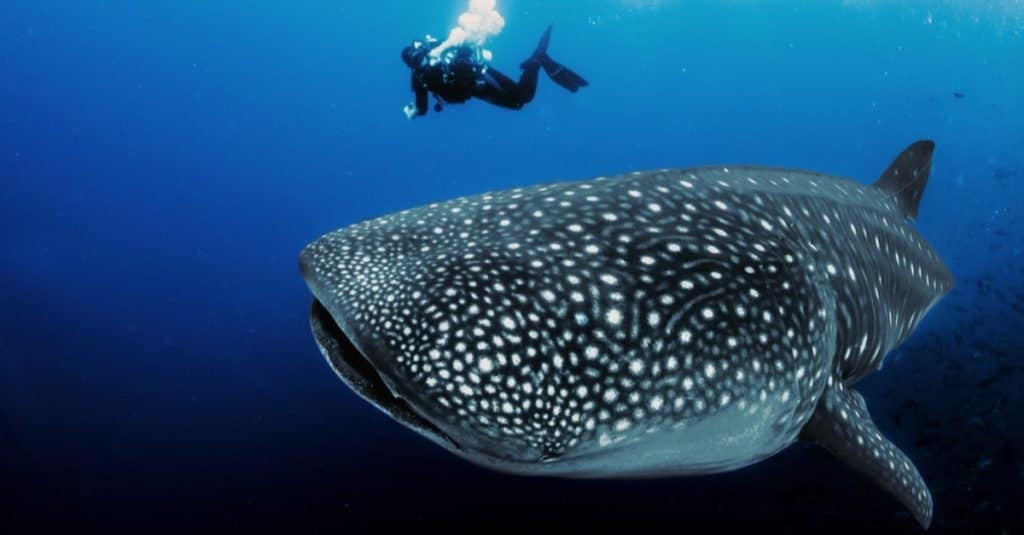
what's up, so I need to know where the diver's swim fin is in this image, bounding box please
[520,25,588,93]
[540,56,589,93]
[521,25,552,69]
[533,25,552,60]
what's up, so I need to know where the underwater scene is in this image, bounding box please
[2,1,1022,533]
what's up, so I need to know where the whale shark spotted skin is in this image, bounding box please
[299,140,952,528]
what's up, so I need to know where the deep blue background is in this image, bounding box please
[2,1,1022,532]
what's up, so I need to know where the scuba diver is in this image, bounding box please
[400,25,588,119]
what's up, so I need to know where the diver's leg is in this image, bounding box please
[513,63,541,104]
[475,66,539,109]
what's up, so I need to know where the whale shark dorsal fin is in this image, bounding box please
[872,140,936,221]
[800,380,933,529]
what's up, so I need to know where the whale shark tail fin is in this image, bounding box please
[801,381,933,530]
[872,140,935,221]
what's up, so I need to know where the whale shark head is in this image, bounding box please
[299,140,951,528]
[299,172,838,477]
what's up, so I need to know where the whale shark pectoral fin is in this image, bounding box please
[800,380,933,529]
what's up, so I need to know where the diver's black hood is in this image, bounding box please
[401,42,429,68]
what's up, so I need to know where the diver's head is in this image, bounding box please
[401,42,426,68]
[402,37,438,68]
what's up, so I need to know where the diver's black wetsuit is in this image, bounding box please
[401,26,587,117]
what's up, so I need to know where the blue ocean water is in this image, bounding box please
[2,0,1022,532]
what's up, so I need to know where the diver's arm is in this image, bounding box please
[404,75,430,120]
[415,85,429,115]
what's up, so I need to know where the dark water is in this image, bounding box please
[2,1,1022,533]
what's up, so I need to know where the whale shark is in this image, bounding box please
[298,140,953,528]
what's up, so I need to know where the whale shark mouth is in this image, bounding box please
[308,299,461,451]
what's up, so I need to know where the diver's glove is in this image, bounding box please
[403,103,418,120]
